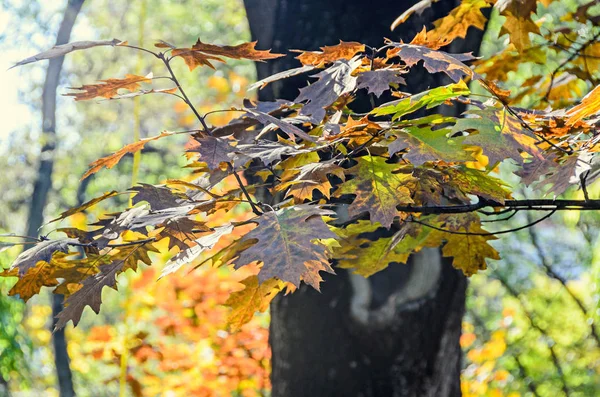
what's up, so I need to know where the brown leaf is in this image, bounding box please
[187,135,236,169]
[244,108,316,142]
[293,41,365,67]
[234,205,337,289]
[10,38,122,69]
[10,238,78,276]
[65,73,152,101]
[173,39,284,71]
[249,65,315,90]
[160,224,234,278]
[356,68,407,97]
[336,156,415,228]
[50,191,119,223]
[295,57,362,123]
[387,42,477,82]
[130,184,189,210]
[276,162,345,201]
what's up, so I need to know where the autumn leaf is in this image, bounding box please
[372,80,470,119]
[249,65,315,90]
[160,224,234,278]
[430,214,499,275]
[244,108,316,142]
[82,131,173,179]
[332,221,430,277]
[387,42,477,82]
[496,0,539,52]
[172,39,284,71]
[55,258,126,329]
[294,41,365,67]
[532,153,592,196]
[50,191,119,223]
[234,205,337,289]
[388,125,473,165]
[10,238,78,276]
[232,140,311,168]
[65,73,153,101]
[276,162,345,201]
[429,0,491,44]
[356,68,407,98]
[187,135,236,170]
[1,263,58,302]
[566,85,600,125]
[336,156,415,228]
[55,243,157,329]
[225,276,283,330]
[10,38,122,69]
[295,57,362,123]
[451,108,542,166]
[130,184,189,210]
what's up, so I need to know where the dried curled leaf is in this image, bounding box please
[10,38,122,69]
[293,41,365,67]
[82,131,173,179]
[172,39,284,70]
[65,73,153,101]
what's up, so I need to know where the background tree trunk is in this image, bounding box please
[243,1,487,396]
[26,1,85,396]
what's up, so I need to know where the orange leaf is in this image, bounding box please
[65,73,152,101]
[82,131,172,180]
[566,84,600,125]
[293,41,365,67]
[173,39,283,71]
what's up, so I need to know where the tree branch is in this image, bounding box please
[397,199,600,214]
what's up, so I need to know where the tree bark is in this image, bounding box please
[26,1,85,396]
[243,1,487,396]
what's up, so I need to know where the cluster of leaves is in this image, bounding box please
[3,0,600,331]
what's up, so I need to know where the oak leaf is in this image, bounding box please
[388,125,472,165]
[187,135,236,170]
[65,73,152,101]
[356,68,406,98]
[295,57,362,123]
[294,41,365,67]
[173,39,284,71]
[234,205,337,289]
[387,43,477,82]
[336,156,415,228]
[276,162,345,201]
[11,238,78,276]
[82,131,173,179]
[225,276,284,330]
[160,224,234,278]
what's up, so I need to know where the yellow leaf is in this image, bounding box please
[225,276,283,331]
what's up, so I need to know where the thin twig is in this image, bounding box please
[408,210,555,236]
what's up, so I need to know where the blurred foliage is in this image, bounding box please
[461,1,600,396]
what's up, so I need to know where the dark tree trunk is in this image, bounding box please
[26,1,85,396]
[243,1,486,396]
